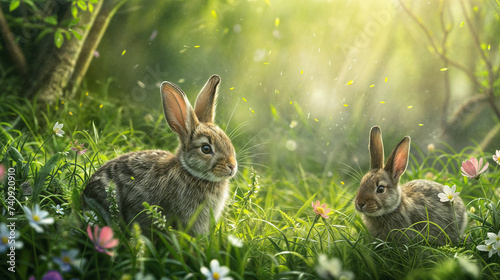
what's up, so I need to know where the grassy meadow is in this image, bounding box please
[2,0,500,279]
[1,90,499,280]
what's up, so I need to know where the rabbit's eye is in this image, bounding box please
[376,185,385,193]
[201,144,212,154]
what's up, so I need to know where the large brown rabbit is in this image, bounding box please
[82,75,237,235]
[355,126,467,245]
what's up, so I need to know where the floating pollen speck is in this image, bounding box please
[418,123,424,127]
[211,9,217,18]
[85,92,89,96]
[300,70,304,74]
[440,68,448,71]
[69,111,73,115]
[131,176,135,180]
[315,118,319,122]
[341,181,345,185]
[264,62,269,65]
[242,97,247,102]
[230,87,234,90]
[275,18,280,27]
[347,80,353,85]
[122,50,126,55]
[290,101,293,105]
[370,84,375,88]
[488,44,491,50]
[380,101,385,104]
[194,45,200,48]
[384,77,388,83]
[460,21,464,27]
[99,104,103,109]
[343,104,349,107]
[407,106,413,109]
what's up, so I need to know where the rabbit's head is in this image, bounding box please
[161,75,237,182]
[355,126,410,216]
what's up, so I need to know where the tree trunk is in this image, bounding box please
[67,0,127,98]
[28,1,104,105]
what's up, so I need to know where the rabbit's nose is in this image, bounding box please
[357,202,366,211]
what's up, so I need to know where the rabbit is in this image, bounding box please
[82,75,237,236]
[354,126,467,245]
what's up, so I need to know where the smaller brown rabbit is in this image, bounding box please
[82,75,237,236]
[355,126,467,245]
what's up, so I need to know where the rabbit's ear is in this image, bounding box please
[384,136,411,181]
[194,75,220,123]
[369,126,384,169]
[161,82,199,139]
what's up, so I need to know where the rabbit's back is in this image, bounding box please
[402,180,467,240]
[83,150,229,234]
[364,179,467,244]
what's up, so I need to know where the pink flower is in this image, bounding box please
[0,165,5,181]
[70,140,87,155]
[87,224,119,256]
[312,200,331,219]
[41,270,63,280]
[493,150,500,165]
[461,157,489,180]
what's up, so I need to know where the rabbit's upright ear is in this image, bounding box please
[194,75,221,123]
[385,136,411,181]
[161,82,199,139]
[369,126,384,169]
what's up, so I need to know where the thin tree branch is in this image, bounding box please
[438,0,451,128]
[0,5,27,76]
[398,0,484,90]
[68,0,128,96]
[459,0,494,89]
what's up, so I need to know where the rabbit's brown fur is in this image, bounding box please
[82,75,237,235]
[355,126,467,245]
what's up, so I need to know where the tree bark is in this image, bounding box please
[28,1,104,105]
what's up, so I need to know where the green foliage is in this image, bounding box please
[1,88,499,279]
[5,0,97,49]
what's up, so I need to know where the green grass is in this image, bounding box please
[1,90,500,280]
